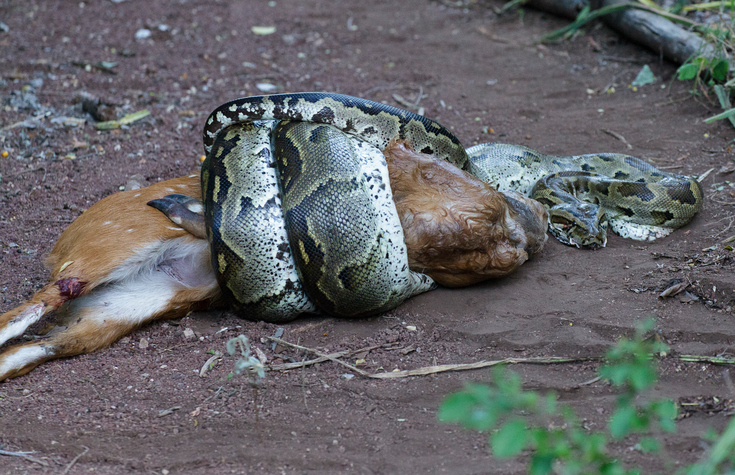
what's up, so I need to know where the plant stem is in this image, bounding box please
[704,108,735,124]
[682,1,734,11]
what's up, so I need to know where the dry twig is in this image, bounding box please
[601,128,633,149]
[266,337,372,376]
[0,448,48,467]
[267,343,383,371]
[679,355,735,365]
[366,356,595,379]
[199,351,223,377]
[265,336,596,379]
[157,406,181,418]
[61,446,89,475]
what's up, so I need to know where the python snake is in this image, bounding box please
[467,143,703,248]
[198,92,703,321]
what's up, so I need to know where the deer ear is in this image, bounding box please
[148,194,207,239]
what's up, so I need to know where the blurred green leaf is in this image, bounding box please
[609,406,635,439]
[639,436,661,453]
[654,400,678,432]
[439,385,497,431]
[711,58,729,82]
[678,62,700,80]
[491,419,527,458]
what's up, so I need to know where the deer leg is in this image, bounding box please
[0,308,142,381]
[0,236,220,382]
[0,278,86,347]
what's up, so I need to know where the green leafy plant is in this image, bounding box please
[677,56,730,84]
[439,319,677,474]
[686,417,735,474]
[599,322,676,443]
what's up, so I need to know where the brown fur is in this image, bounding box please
[384,141,547,287]
[0,175,221,381]
[46,174,202,282]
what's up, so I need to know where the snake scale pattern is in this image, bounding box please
[200,92,704,321]
[467,143,704,248]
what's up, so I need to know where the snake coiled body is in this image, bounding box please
[200,93,704,321]
[202,94,464,321]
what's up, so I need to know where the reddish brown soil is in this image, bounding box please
[1,0,734,473]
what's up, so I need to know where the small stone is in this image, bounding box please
[125,174,147,191]
[251,26,276,35]
[139,337,149,349]
[256,83,278,92]
[135,29,151,40]
[183,328,195,340]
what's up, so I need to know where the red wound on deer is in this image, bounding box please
[56,277,86,300]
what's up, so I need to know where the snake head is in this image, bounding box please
[547,201,607,249]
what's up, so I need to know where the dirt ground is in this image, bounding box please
[1,0,734,473]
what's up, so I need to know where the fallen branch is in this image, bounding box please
[266,336,735,380]
[601,0,717,65]
[679,355,735,365]
[265,336,596,379]
[365,356,597,379]
[525,0,717,64]
[0,448,48,467]
[265,337,373,377]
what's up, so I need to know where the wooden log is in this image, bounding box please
[597,0,716,64]
[525,0,717,65]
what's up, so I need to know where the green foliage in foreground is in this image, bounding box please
[677,56,729,84]
[439,320,735,474]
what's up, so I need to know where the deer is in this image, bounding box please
[0,174,221,380]
[0,141,547,382]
